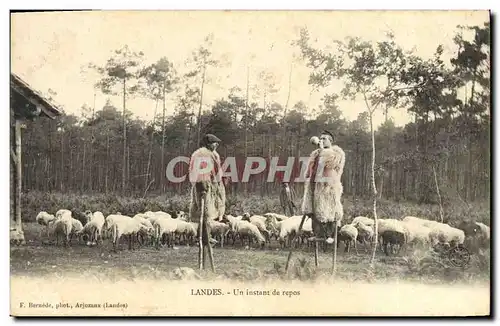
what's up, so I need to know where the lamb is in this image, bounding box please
[337,224,358,253]
[35,211,56,239]
[224,214,266,248]
[351,216,375,227]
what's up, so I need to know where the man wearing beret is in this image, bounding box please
[188,133,226,269]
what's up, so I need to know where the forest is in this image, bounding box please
[14,21,490,209]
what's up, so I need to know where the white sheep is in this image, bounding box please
[400,220,432,248]
[174,219,197,245]
[48,212,73,246]
[277,215,313,248]
[35,211,56,239]
[263,212,289,221]
[225,215,266,248]
[338,224,358,253]
[80,211,105,246]
[108,215,149,251]
[55,209,72,219]
[209,220,230,248]
[243,214,271,242]
[351,216,375,227]
[152,216,178,249]
[428,223,465,248]
[352,221,375,249]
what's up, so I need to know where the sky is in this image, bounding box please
[11,10,489,128]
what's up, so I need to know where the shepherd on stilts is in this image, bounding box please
[285,130,345,274]
[188,134,226,272]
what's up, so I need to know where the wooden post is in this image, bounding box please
[13,119,24,244]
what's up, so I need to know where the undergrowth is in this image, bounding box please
[19,191,489,226]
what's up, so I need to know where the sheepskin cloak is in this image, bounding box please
[301,145,346,224]
[188,146,226,222]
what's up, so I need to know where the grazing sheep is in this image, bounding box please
[353,221,374,249]
[380,230,407,256]
[351,216,375,227]
[224,215,266,248]
[263,212,289,221]
[55,209,72,219]
[35,211,55,239]
[151,216,178,249]
[242,213,271,242]
[277,215,313,248]
[401,220,432,248]
[108,215,148,251]
[80,211,106,245]
[174,219,198,245]
[209,220,230,248]
[428,224,465,248]
[377,219,407,255]
[48,213,73,247]
[71,210,91,226]
[338,224,358,253]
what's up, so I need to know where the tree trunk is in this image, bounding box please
[145,99,158,194]
[161,84,167,193]
[368,109,378,267]
[196,65,206,147]
[122,79,127,194]
[244,65,249,195]
[105,133,109,193]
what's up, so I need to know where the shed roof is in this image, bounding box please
[10,73,63,119]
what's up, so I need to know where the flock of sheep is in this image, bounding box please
[34,208,490,257]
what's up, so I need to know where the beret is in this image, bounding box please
[204,133,222,144]
[321,130,335,140]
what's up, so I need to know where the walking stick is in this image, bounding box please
[198,193,206,270]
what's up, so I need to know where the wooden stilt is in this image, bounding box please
[285,214,307,273]
[332,220,338,275]
[198,195,205,270]
[205,220,215,273]
[314,241,319,267]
